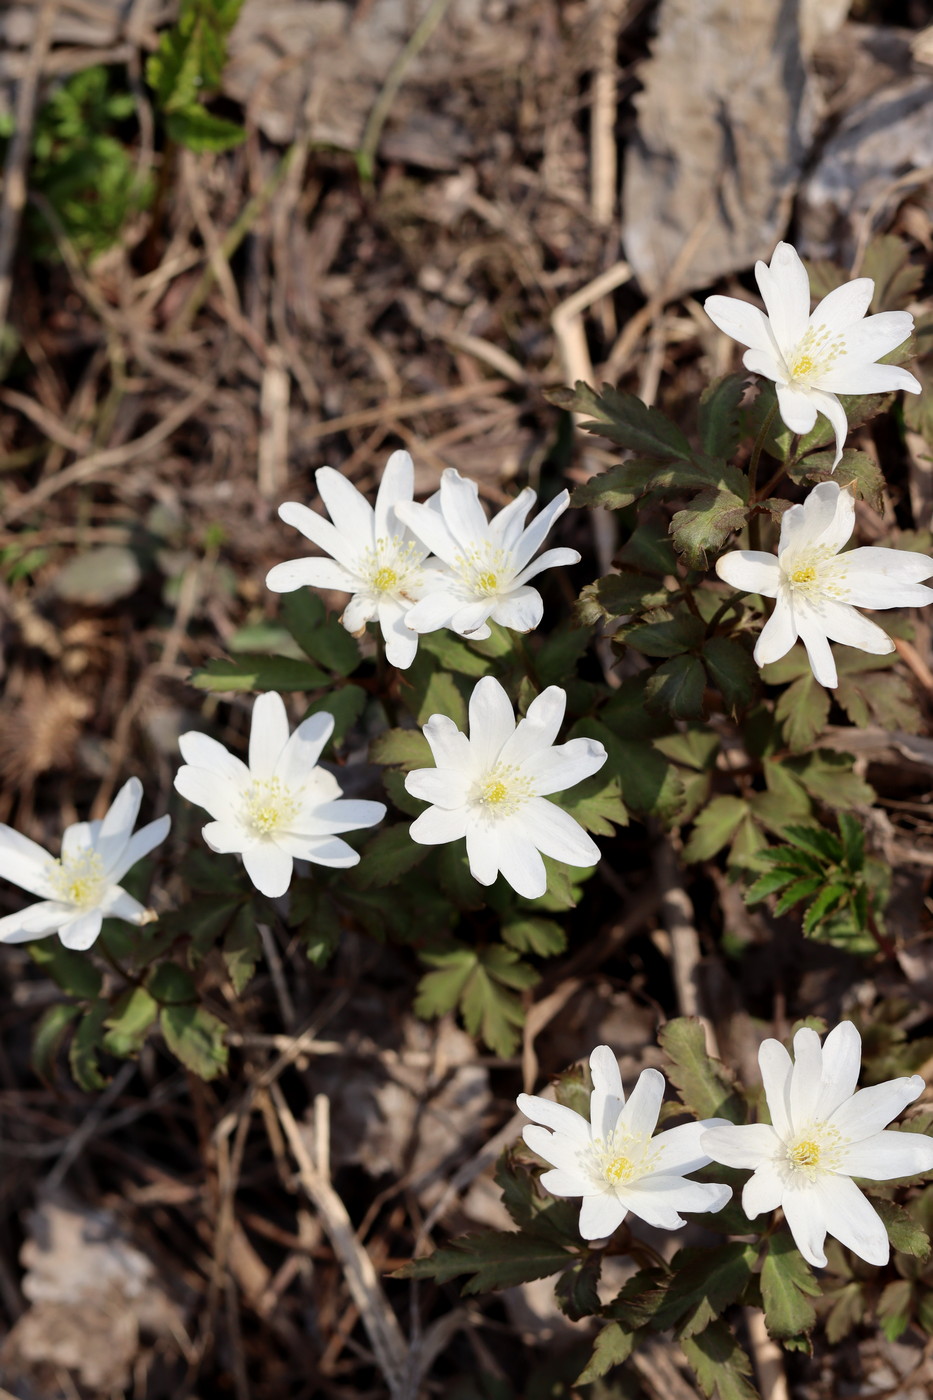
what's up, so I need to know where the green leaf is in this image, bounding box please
[653,1243,757,1339]
[575,571,670,624]
[29,941,102,1000]
[786,750,875,810]
[862,234,924,310]
[745,867,800,903]
[391,1231,574,1292]
[824,1280,866,1344]
[190,654,329,692]
[775,672,831,752]
[536,623,595,686]
[555,1255,602,1321]
[502,917,567,957]
[370,727,434,770]
[760,1235,820,1338]
[616,516,678,577]
[420,630,496,677]
[302,685,367,750]
[774,876,824,916]
[546,381,692,459]
[102,986,159,1057]
[802,883,847,934]
[31,1002,81,1081]
[160,1004,229,1079]
[644,654,707,719]
[878,1279,914,1341]
[683,796,748,862]
[166,105,246,152]
[69,1000,110,1091]
[402,651,469,729]
[681,1320,758,1400]
[671,489,748,568]
[659,1017,745,1123]
[622,611,705,658]
[793,449,884,514]
[575,1322,642,1384]
[222,905,261,994]
[349,824,431,888]
[870,1198,931,1260]
[301,615,361,677]
[147,962,197,1004]
[698,374,746,458]
[460,946,538,1057]
[702,637,759,714]
[279,589,325,655]
[836,668,923,733]
[559,773,628,837]
[780,824,842,862]
[838,812,865,870]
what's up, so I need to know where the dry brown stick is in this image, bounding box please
[296,377,512,446]
[0,0,60,332]
[1,375,220,525]
[590,0,625,226]
[745,1307,789,1400]
[653,835,719,1054]
[0,388,92,455]
[270,1082,410,1400]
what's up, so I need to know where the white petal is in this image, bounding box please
[781,1179,829,1268]
[403,587,459,634]
[489,487,536,550]
[295,798,384,836]
[281,834,360,868]
[0,825,56,898]
[374,449,414,539]
[178,731,251,788]
[754,595,798,667]
[837,1129,933,1181]
[377,599,420,669]
[498,686,566,768]
[622,1175,729,1228]
[578,1192,628,1240]
[813,363,921,396]
[809,388,849,469]
[277,501,358,571]
[792,480,854,555]
[315,467,375,548]
[438,469,491,549]
[715,551,781,598]
[488,587,544,633]
[488,821,548,899]
[511,491,571,576]
[743,348,784,382]
[520,739,608,797]
[202,821,246,854]
[652,1118,724,1175]
[450,599,496,636]
[808,277,873,335]
[829,1076,925,1142]
[274,712,334,789]
[422,713,472,770]
[511,546,581,589]
[519,797,601,868]
[811,599,894,656]
[789,1026,824,1134]
[61,821,95,862]
[523,1127,589,1176]
[539,1168,592,1197]
[174,765,243,822]
[464,822,500,885]
[102,887,148,923]
[756,243,812,352]
[343,593,377,632]
[812,1021,862,1122]
[404,768,470,809]
[705,294,781,354]
[249,692,290,781]
[109,815,171,882]
[94,778,143,872]
[58,908,104,951]
[796,615,839,689]
[837,548,933,608]
[759,1038,794,1140]
[617,1067,664,1141]
[265,557,357,593]
[813,1173,889,1267]
[468,677,515,772]
[742,1162,786,1218]
[409,805,470,846]
[776,383,818,434]
[242,844,293,898]
[702,1122,782,1169]
[589,1045,626,1141]
[517,1094,592,1145]
[393,501,459,566]
[0,901,70,943]
[831,310,914,362]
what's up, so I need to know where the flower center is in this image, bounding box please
[790,565,817,585]
[243,779,299,839]
[477,571,499,595]
[471,763,531,819]
[781,546,849,601]
[360,536,423,599]
[604,1155,635,1184]
[785,1125,844,1180]
[790,1139,821,1169]
[589,1128,659,1191]
[454,544,514,600]
[785,325,847,386]
[48,850,106,909]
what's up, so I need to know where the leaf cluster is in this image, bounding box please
[146,0,247,152]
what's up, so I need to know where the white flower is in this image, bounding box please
[174,692,385,898]
[394,468,580,639]
[404,675,606,899]
[702,1022,933,1269]
[716,480,933,689]
[0,779,170,951]
[705,240,920,468]
[265,450,434,669]
[518,1045,732,1240]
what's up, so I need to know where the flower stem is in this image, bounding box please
[747,400,779,551]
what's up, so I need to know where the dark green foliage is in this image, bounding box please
[146,0,247,152]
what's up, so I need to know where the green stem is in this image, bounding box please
[746,400,778,551]
[356,0,455,182]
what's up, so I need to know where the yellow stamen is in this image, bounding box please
[479,779,508,806]
[790,354,816,378]
[790,1139,821,1169]
[372,566,399,592]
[477,571,499,594]
[605,1155,635,1184]
[790,565,817,585]
[48,850,106,909]
[243,779,299,838]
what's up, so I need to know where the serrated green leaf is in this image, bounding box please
[160,1003,229,1079]
[837,812,865,870]
[495,1152,581,1242]
[222,905,261,994]
[147,961,197,1004]
[862,234,924,311]
[744,867,801,903]
[774,875,825,916]
[622,611,705,658]
[672,489,748,568]
[780,824,843,862]
[653,1243,756,1339]
[616,517,678,577]
[69,1000,109,1091]
[402,651,469,729]
[575,1322,640,1385]
[749,760,812,836]
[824,1280,865,1344]
[502,917,567,957]
[279,588,325,655]
[683,796,748,862]
[302,684,367,750]
[575,571,670,624]
[190,654,329,692]
[870,1197,931,1260]
[420,630,496,677]
[102,985,159,1057]
[703,637,759,715]
[370,727,434,770]
[698,374,746,458]
[786,750,875,810]
[659,1017,744,1122]
[31,1002,81,1081]
[644,654,707,719]
[535,623,595,686]
[775,671,831,752]
[391,1230,574,1291]
[760,1235,820,1339]
[792,449,885,514]
[29,941,102,1000]
[349,824,430,888]
[803,883,848,934]
[166,105,246,152]
[555,1254,602,1321]
[681,1320,758,1400]
[878,1278,914,1341]
[547,381,692,459]
[836,668,923,733]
